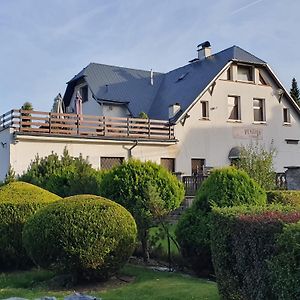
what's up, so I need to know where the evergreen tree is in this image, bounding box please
[290,77,300,105]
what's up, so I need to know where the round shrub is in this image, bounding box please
[194,167,267,212]
[267,190,300,209]
[23,195,137,281]
[176,167,267,276]
[0,181,61,270]
[99,159,184,261]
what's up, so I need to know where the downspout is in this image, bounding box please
[128,140,138,159]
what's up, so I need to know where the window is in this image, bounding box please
[161,158,175,173]
[237,65,253,81]
[227,67,231,80]
[191,159,205,176]
[283,108,291,124]
[80,85,88,103]
[200,101,209,119]
[100,157,124,170]
[253,98,266,122]
[228,96,241,121]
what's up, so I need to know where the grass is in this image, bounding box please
[149,223,179,256]
[0,264,220,300]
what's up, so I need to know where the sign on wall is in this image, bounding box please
[232,127,263,140]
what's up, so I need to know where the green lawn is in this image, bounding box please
[0,264,219,300]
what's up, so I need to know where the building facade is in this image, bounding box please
[0,42,299,181]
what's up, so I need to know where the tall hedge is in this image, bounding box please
[176,167,266,276]
[268,221,300,300]
[23,195,137,281]
[0,181,60,270]
[210,205,300,300]
[100,159,184,261]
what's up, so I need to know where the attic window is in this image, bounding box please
[176,72,189,82]
[80,85,88,103]
[237,65,253,82]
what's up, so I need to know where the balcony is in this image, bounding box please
[0,110,176,142]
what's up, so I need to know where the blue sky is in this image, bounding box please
[1,0,299,113]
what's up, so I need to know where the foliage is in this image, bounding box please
[21,102,33,110]
[235,143,276,190]
[0,264,220,300]
[176,167,266,276]
[193,167,267,212]
[4,164,16,184]
[290,77,300,105]
[175,209,213,275]
[267,190,300,209]
[268,222,300,300]
[23,195,137,281]
[210,205,300,300]
[21,148,104,197]
[138,112,149,119]
[0,181,60,270]
[100,159,184,262]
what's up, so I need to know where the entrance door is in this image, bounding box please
[191,158,205,176]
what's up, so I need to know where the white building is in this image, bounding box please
[1,42,300,184]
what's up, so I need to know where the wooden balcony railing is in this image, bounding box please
[0,109,175,141]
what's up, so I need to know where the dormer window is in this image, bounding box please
[80,85,88,103]
[237,65,253,82]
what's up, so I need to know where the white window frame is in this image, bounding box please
[200,101,209,120]
[253,98,266,123]
[228,95,241,121]
[237,65,254,82]
[283,108,291,124]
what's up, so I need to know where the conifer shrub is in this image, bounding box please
[176,167,267,276]
[194,167,267,212]
[268,221,300,300]
[0,181,61,270]
[23,195,137,281]
[210,205,300,300]
[267,190,300,209]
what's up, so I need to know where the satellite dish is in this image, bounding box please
[277,89,284,103]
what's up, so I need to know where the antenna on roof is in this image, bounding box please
[150,69,154,86]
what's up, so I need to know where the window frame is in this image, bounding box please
[283,108,291,124]
[200,101,209,120]
[80,85,89,103]
[161,158,175,173]
[237,65,254,82]
[227,95,241,121]
[253,98,266,123]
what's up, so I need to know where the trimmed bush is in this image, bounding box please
[100,159,184,261]
[176,167,267,276]
[210,205,300,300]
[194,167,267,212]
[21,149,105,197]
[268,221,300,300]
[0,181,61,270]
[175,209,212,276]
[23,195,137,281]
[267,190,300,209]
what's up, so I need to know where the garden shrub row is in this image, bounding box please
[175,167,267,276]
[267,190,300,209]
[0,181,61,270]
[23,195,137,281]
[210,205,300,300]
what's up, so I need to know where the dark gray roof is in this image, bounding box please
[63,45,267,121]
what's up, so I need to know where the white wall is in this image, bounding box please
[173,65,300,175]
[0,128,12,181]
